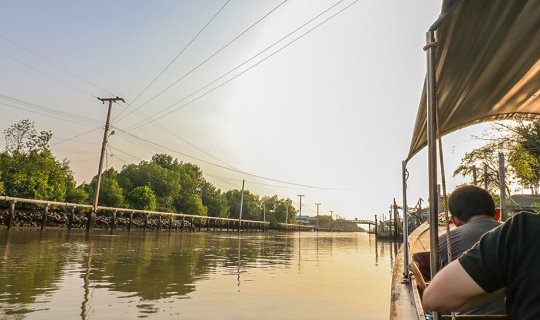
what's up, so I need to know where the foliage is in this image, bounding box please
[454,122,540,194]
[201,180,229,217]
[83,169,125,207]
[0,120,77,201]
[4,119,52,155]
[126,186,157,210]
[225,189,260,220]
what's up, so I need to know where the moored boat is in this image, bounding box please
[390,0,540,319]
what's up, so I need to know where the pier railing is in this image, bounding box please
[0,195,270,231]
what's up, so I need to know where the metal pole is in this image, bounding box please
[315,203,321,232]
[297,195,304,221]
[88,96,124,231]
[374,214,378,238]
[484,163,489,190]
[425,29,440,291]
[472,165,477,186]
[238,180,245,232]
[330,210,334,232]
[402,160,409,281]
[499,152,506,220]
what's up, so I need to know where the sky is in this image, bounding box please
[0,0,492,220]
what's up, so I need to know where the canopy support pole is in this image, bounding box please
[402,160,410,282]
[425,29,440,320]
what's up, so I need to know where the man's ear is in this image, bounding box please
[451,216,464,227]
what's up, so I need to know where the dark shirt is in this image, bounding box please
[459,212,540,320]
[439,219,505,315]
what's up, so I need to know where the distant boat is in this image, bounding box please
[390,0,540,319]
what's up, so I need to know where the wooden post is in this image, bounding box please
[68,206,75,230]
[198,218,202,232]
[111,210,117,231]
[213,219,217,231]
[190,217,194,232]
[7,200,16,230]
[374,215,378,238]
[206,218,210,231]
[157,215,162,231]
[41,204,49,230]
[144,214,149,232]
[180,217,185,231]
[128,212,133,231]
[169,216,173,232]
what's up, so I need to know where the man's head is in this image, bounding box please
[448,185,495,226]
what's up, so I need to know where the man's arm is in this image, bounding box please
[423,259,505,312]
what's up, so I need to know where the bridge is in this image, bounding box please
[344,219,375,226]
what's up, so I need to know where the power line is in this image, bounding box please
[0,34,115,96]
[122,0,356,132]
[0,50,97,98]
[114,127,352,190]
[116,0,289,123]
[51,127,102,147]
[125,0,231,107]
[0,94,103,127]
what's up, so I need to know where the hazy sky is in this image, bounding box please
[0,0,490,220]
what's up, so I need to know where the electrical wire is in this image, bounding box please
[0,50,97,98]
[0,34,115,96]
[122,0,357,132]
[0,95,103,127]
[116,0,288,123]
[124,0,231,107]
[114,127,353,190]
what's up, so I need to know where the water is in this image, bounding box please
[0,230,397,319]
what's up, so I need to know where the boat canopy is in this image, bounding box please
[406,0,540,161]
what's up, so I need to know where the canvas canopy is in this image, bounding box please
[406,0,540,161]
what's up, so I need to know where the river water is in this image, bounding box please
[0,230,396,319]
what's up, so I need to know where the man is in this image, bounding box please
[439,185,501,267]
[424,211,540,319]
[437,185,505,315]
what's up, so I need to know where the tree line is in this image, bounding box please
[0,120,297,226]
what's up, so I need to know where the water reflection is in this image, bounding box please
[0,230,395,319]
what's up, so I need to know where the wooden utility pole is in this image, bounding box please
[315,202,321,232]
[88,96,124,231]
[297,194,304,220]
[238,180,245,232]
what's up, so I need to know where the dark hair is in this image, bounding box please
[448,185,495,222]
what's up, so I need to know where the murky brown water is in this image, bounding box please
[0,230,396,319]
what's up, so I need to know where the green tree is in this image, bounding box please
[84,169,125,207]
[225,189,261,220]
[126,186,157,210]
[0,120,76,201]
[4,119,51,154]
[201,180,229,217]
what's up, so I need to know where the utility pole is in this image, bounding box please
[88,96,124,231]
[285,199,289,225]
[238,180,245,232]
[499,153,506,220]
[297,194,304,220]
[315,203,321,232]
[330,210,334,232]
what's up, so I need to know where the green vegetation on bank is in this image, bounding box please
[0,120,297,226]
